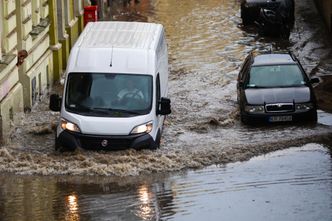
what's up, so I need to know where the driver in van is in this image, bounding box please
[117,78,144,103]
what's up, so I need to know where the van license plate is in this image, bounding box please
[269,116,292,122]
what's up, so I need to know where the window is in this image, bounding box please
[156,74,161,114]
[65,73,153,117]
[31,77,37,105]
[9,107,13,121]
[238,55,251,82]
[38,72,42,97]
[46,65,50,89]
[247,65,305,88]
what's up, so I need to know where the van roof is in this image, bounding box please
[76,21,163,50]
[67,21,165,75]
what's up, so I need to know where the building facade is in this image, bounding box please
[0,0,84,144]
[0,0,24,144]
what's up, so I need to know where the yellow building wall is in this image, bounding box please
[0,0,84,144]
[0,0,24,145]
[0,83,24,144]
[15,0,53,110]
[21,34,53,109]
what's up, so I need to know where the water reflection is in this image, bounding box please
[0,144,331,220]
[65,194,80,221]
[136,185,155,220]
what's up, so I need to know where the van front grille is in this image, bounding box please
[79,137,133,149]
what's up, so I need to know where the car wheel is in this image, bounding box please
[240,113,249,125]
[310,110,318,124]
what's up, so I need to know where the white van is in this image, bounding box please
[50,21,171,151]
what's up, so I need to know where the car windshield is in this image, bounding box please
[246,64,306,88]
[65,73,153,117]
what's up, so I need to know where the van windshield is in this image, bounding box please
[65,73,153,117]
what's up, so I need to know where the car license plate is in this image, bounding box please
[269,116,292,122]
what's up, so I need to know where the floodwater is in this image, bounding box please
[1,0,332,219]
[0,144,331,220]
[1,0,331,176]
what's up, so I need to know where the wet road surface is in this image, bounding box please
[0,0,332,219]
[0,144,331,220]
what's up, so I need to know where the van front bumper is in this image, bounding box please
[56,130,156,150]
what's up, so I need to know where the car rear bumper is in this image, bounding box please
[56,130,156,151]
[241,109,317,125]
[241,5,260,19]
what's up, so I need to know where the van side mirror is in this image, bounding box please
[158,97,171,115]
[49,94,62,112]
[310,77,320,84]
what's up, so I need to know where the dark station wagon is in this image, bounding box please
[237,52,319,124]
[240,0,295,25]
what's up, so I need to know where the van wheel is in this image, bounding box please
[55,138,67,152]
[54,133,61,151]
[54,136,75,152]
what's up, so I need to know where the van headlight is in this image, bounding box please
[295,103,314,112]
[131,121,153,134]
[245,105,265,113]
[61,118,81,133]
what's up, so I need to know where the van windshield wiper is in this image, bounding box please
[108,108,141,115]
[91,108,141,115]
[90,108,113,115]
[69,105,93,113]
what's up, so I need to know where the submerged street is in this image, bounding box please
[0,0,332,220]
